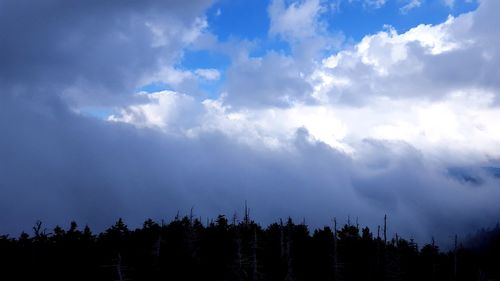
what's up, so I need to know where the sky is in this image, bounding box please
[1,0,500,245]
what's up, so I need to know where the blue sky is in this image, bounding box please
[205,0,478,42]
[174,0,479,99]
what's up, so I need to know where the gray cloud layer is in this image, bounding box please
[0,0,212,106]
[3,97,499,244]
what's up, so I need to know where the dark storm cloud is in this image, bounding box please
[0,98,356,234]
[0,0,212,105]
[2,97,500,245]
[0,0,212,231]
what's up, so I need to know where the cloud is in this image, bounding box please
[0,0,213,106]
[221,52,313,108]
[195,68,221,80]
[400,0,422,14]
[364,0,387,9]
[443,0,455,8]
[4,93,500,244]
[268,0,322,41]
[114,88,500,165]
[106,0,500,242]
[108,91,201,132]
[312,9,500,105]
[268,0,343,67]
[1,0,500,248]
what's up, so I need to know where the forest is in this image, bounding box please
[1,210,499,281]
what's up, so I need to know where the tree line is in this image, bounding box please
[1,210,499,280]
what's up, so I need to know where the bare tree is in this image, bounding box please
[252,228,259,281]
[384,215,387,245]
[284,220,294,281]
[333,218,339,281]
[32,220,46,239]
[115,253,125,281]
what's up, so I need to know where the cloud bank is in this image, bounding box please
[1,0,500,246]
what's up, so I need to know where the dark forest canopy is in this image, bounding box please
[1,214,499,281]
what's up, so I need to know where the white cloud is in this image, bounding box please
[443,0,455,8]
[312,14,480,105]
[399,17,461,54]
[400,0,422,14]
[112,89,500,165]
[364,0,387,9]
[268,0,322,40]
[108,91,200,132]
[112,0,500,165]
[195,68,221,80]
[145,18,207,48]
[268,0,342,67]
[144,67,195,87]
[329,0,342,13]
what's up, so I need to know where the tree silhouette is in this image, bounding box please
[1,215,499,280]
